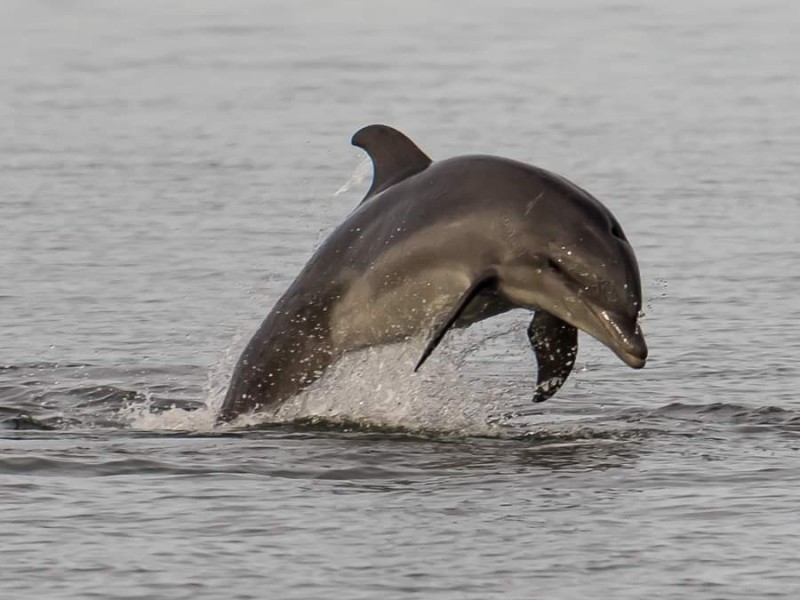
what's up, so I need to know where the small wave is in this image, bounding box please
[636,401,795,423]
[243,415,477,439]
[0,455,207,476]
[0,361,93,372]
[618,401,800,436]
[514,425,656,444]
[0,359,211,431]
[0,413,57,431]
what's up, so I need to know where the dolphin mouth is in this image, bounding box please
[588,306,648,369]
[616,345,647,369]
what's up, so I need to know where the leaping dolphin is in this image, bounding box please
[219,125,647,421]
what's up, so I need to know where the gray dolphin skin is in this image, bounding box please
[219,124,647,421]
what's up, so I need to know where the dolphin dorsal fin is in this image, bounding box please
[351,124,432,202]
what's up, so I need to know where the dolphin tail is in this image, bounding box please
[528,310,578,403]
[414,273,498,372]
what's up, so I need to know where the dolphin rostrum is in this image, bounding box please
[219,125,647,421]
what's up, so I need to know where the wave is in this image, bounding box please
[0,455,216,476]
[0,413,57,431]
[2,353,798,440]
[619,401,800,430]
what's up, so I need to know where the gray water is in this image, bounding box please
[2,0,800,598]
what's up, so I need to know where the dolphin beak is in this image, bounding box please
[615,331,647,369]
[593,309,647,369]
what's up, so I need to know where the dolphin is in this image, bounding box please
[219,124,647,421]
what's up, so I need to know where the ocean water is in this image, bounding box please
[2,1,800,598]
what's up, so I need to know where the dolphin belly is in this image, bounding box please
[328,266,473,350]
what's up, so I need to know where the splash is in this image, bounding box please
[119,330,244,433]
[229,342,505,437]
[118,398,218,432]
[117,329,506,436]
[334,158,372,196]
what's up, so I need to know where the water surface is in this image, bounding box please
[2,1,800,598]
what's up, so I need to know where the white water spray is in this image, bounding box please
[230,341,504,436]
[334,158,372,196]
[120,334,507,436]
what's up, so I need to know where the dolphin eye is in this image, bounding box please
[547,258,565,274]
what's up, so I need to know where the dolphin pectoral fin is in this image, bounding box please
[351,124,432,201]
[414,274,498,372]
[528,310,578,403]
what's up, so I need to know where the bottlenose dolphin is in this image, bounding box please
[219,125,647,421]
